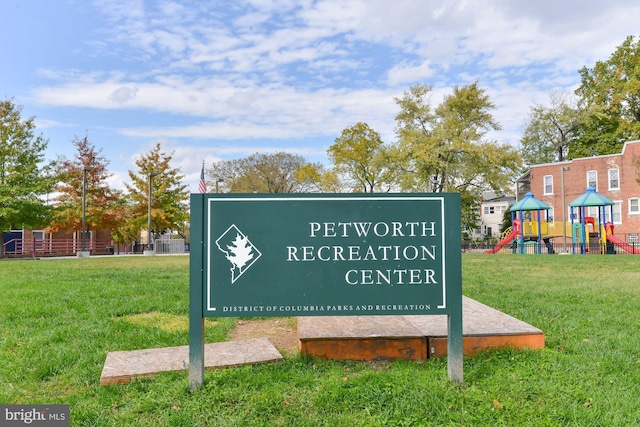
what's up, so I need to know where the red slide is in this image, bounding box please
[485,229,519,254]
[605,222,640,254]
[606,234,640,254]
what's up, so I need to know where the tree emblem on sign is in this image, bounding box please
[226,234,254,273]
[215,225,262,283]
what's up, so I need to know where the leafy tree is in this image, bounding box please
[0,99,56,235]
[108,197,138,249]
[125,143,189,238]
[520,91,584,164]
[575,35,640,155]
[48,134,123,236]
[294,163,342,193]
[208,152,324,193]
[393,84,437,192]
[328,122,397,192]
[393,82,522,231]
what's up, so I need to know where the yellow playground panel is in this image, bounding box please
[520,221,573,239]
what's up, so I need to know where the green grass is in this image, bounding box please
[1,254,639,426]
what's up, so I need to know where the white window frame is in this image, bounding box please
[629,198,640,215]
[612,201,622,225]
[546,206,554,222]
[587,170,598,190]
[608,168,620,190]
[629,233,639,244]
[543,175,553,195]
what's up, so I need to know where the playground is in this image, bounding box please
[487,187,640,255]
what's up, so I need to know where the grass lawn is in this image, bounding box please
[1,254,639,426]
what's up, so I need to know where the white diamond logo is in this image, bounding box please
[215,225,262,284]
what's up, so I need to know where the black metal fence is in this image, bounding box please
[473,241,640,255]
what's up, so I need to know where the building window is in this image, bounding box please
[597,203,622,224]
[613,201,622,224]
[587,170,597,190]
[629,198,640,215]
[547,206,554,222]
[608,168,619,190]
[629,233,639,244]
[543,175,553,195]
[484,206,495,214]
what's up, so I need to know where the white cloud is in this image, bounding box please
[387,60,437,87]
[34,118,77,129]
[110,86,138,103]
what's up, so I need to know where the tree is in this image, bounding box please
[125,143,189,239]
[328,122,397,192]
[520,91,584,164]
[393,83,522,231]
[48,134,123,236]
[208,152,324,193]
[575,35,640,155]
[108,197,138,250]
[294,163,342,193]
[0,99,56,235]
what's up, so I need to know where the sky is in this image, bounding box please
[2,0,639,193]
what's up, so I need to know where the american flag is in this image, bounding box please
[198,162,207,193]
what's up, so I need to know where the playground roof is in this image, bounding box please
[569,187,615,207]
[510,192,550,211]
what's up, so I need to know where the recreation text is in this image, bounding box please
[286,221,440,286]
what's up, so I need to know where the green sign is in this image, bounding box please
[190,193,463,387]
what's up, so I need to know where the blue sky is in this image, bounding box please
[2,0,639,192]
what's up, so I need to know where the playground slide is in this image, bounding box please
[606,234,640,254]
[485,229,519,254]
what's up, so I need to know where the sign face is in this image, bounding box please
[189,192,464,388]
[194,193,461,317]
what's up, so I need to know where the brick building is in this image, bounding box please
[2,227,113,257]
[516,140,640,245]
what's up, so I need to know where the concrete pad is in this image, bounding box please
[299,296,544,361]
[405,296,544,357]
[100,338,283,385]
[404,296,544,337]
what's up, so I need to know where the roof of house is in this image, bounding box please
[526,139,640,169]
[482,191,516,203]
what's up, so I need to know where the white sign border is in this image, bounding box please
[206,196,447,313]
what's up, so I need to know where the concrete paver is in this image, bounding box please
[100,337,283,385]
